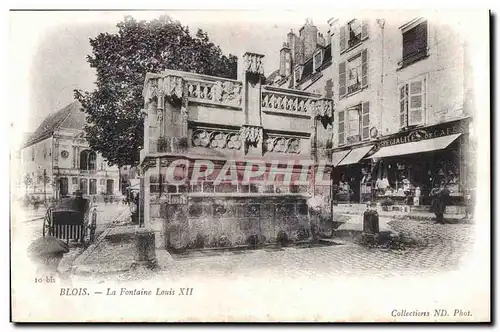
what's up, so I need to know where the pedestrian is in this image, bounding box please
[430,180,450,224]
[463,186,475,220]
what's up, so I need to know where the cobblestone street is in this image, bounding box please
[76,217,478,284]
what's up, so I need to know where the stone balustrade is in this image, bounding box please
[261,85,333,119]
[186,79,242,108]
[143,71,243,109]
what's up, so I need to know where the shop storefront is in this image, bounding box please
[331,145,374,203]
[366,118,472,207]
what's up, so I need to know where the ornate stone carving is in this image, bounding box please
[186,80,242,107]
[262,92,314,113]
[265,136,301,154]
[192,129,242,150]
[156,109,163,123]
[146,76,184,103]
[161,75,184,99]
[314,98,334,118]
[243,53,265,75]
[261,92,334,119]
[240,125,263,145]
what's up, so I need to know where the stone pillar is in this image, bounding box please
[242,52,265,126]
[241,52,265,156]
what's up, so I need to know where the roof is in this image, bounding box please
[24,101,86,148]
[266,69,281,84]
[296,43,332,86]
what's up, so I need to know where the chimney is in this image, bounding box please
[279,42,291,77]
[302,18,318,61]
[287,29,300,66]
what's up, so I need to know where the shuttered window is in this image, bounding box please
[399,78,425,128]
[408,80,424,125]
[325,79,333,99]
[340,19,368,54]
[361,102,370,140]
[338,110,345,146]
[402,21,428,66]
[399,85,408,127]
[361,49,368,88]
[339,61,346,97]
[339,26,346,52]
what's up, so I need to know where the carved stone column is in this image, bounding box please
[242,52,265,126]
[180,83,189,138]
[240,125,264,156]
[241,52,265,156]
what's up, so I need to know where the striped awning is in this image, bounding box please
[368,134,462,159]
[337,145,374,166]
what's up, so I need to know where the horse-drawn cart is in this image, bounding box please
[42,196,98,245]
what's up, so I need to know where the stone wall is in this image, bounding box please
[140,53,334,250]
[149,195,310,250]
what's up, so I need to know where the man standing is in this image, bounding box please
[430,181,450,224]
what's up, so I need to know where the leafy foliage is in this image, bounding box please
[74,15,238,166]
[23,173,33,192]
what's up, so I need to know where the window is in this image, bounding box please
[361,102,370,140]
[59,178,68,196]
[339,49,368,98]
[89,179,97,195]
[338,102,370,146]
[325,79,333,99]
[79,150,97,170]
[80,178,88,195]
[106,179,114,195]
[401,19,428,67]
[399,78,426,127]
[338,110,345,146]
[339,19,368,53]
[313,50,323,72]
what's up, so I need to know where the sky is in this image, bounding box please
[8,10,331,141]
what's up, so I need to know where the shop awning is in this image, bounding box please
[331,150,351,166]
[337,145,375,166]
[368,133,462,159]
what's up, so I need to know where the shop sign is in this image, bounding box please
[378,120,469,147]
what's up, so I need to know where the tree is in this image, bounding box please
[74,15,238,167]
[23,173,33,194]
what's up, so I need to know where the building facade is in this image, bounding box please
[20,101,120,201]
[269,14,474,206]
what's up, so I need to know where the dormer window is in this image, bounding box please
[313,50,323,72]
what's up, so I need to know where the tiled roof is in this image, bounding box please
[266,69,281,84]
[296,44,332,85]
[24,101,86,148]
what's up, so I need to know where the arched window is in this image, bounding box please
[89,152,96,170]
[80,150,97,170]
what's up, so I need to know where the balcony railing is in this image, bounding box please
[186,79,242,108]
[261,85,332,118]
[144,71,243,109]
